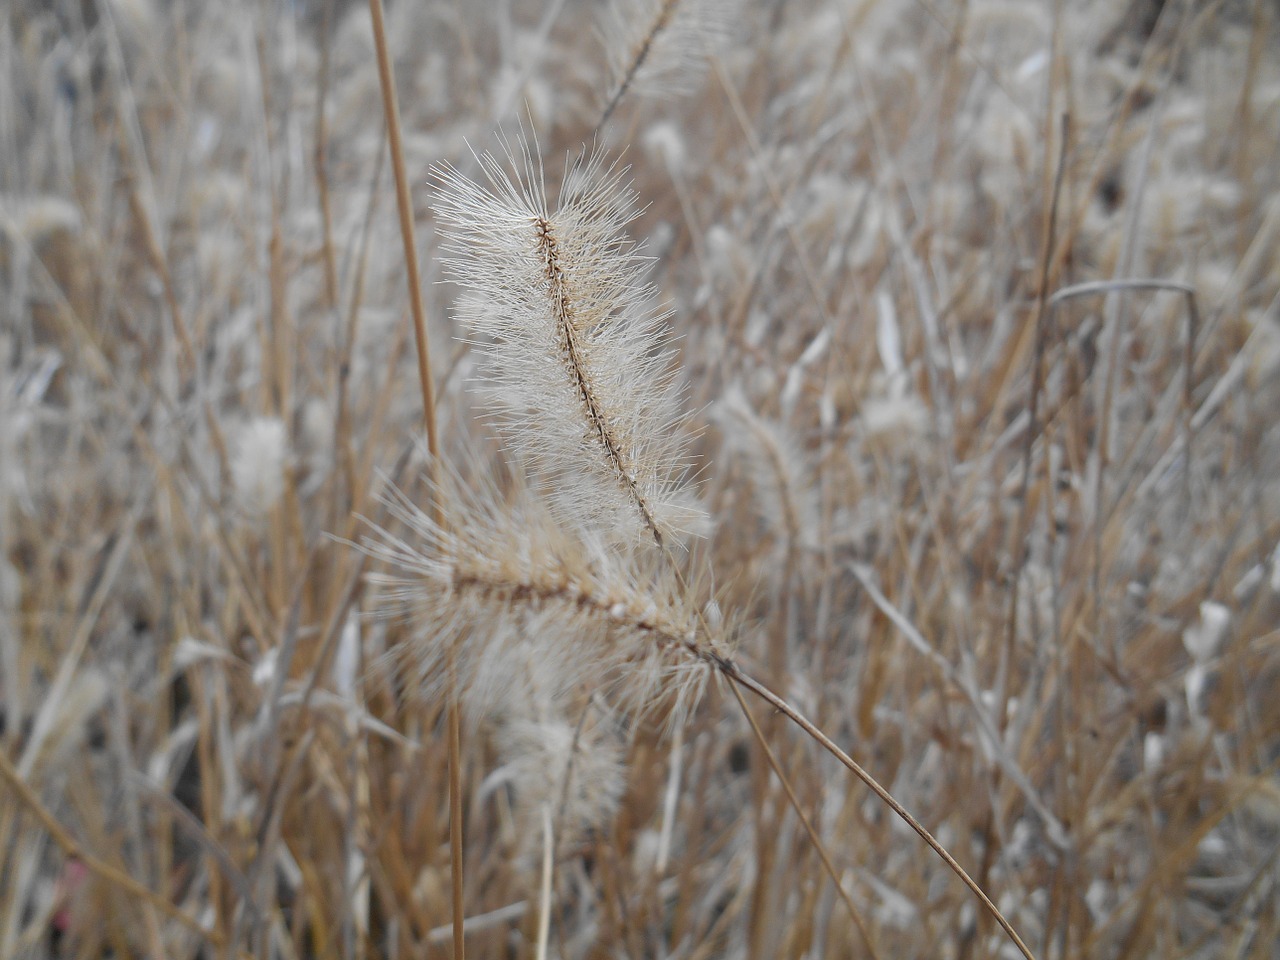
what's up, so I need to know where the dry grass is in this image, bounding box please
[3,0,1280,958]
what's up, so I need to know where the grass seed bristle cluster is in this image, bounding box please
[597,0,732,126]
[431,138,704,547]
[362,463,714,721]
[419,126,1037,956]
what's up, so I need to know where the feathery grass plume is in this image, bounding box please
[430,135,704,548]
[715,387,817,553]
[360,459,718,722]
[597,0,731,126]
[230,416,288,518]
[498,711,623,863]
[479,671,626,868]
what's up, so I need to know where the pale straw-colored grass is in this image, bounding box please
[2,1,1278,958]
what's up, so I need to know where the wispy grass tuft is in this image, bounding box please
[596,0,732,127]
[431,135,705,547]
[361,458,715,721]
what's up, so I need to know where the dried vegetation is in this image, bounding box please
[2,0,1279,958]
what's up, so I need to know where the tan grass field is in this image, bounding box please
[2,0,1279,957]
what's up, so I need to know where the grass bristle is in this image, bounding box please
[431,137,706,547]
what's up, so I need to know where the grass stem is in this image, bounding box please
[725,663,1038,960]
[367,4,456,959]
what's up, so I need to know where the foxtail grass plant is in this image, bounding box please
[364,133,1037,960]
[597,0,732,129]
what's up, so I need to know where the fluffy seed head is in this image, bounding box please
[715,388,817,552]
[360,461,718,722]
[598,0,733,120]
[485,686,626,867]
[430,135,704,547]
[231,416,288,518]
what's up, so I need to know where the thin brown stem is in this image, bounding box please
[367,4,455,959]
[723,663,1038,960]
[1002,112,1070,709]
[314,0,339,314]
[367,0,440,464]
[448,673,465,956]
[728,681,884,960]
[0,747,223,946]
[662,553,1035,960]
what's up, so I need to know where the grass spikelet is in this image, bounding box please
[483,677,626,868]
[230,416,288,518]
[597,0,732,126]
[430,135,704,548]
[715,386,816,552]
[361,460,717,720]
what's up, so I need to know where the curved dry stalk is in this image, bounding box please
[727,680,884,960]
[669,545,1035,960]
[723,664,1038,960]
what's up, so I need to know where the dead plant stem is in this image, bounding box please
[366,5,457,959]
[723,663,1038,960]
[728,680,884,960]
[0,747,224,947]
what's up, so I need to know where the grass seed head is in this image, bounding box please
[430,134,705,548]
